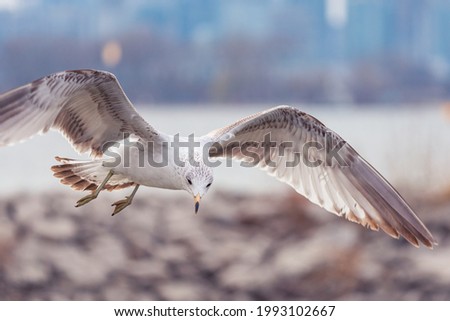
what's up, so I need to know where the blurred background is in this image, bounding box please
[1,0,450,104]
[1,0,450,300]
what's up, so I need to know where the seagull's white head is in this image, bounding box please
[183,163,214,214]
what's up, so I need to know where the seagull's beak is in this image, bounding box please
[194,193,201,214]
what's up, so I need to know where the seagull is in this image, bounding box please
[0,69,437,248]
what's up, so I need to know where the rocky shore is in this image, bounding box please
[0,189,449,300]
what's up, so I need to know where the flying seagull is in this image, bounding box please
[0,69,437,248]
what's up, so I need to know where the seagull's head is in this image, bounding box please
[183,165,214,214]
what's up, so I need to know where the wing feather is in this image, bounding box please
[0,69,163,157]
[207,105,436,248]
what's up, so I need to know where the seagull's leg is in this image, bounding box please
[111,184,140,216]
[75,170,114,207]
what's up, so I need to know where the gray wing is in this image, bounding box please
[207,105,437,248]
[0,69,162,157]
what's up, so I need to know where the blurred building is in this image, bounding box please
[0,0,449,103]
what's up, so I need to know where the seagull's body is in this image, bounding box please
[108,135,213,191]
[0,69,437,248]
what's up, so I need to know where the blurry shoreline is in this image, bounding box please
[0,187,449,300]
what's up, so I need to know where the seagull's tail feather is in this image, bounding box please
[51,156,135,191]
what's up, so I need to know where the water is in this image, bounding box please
[1,104,450,196]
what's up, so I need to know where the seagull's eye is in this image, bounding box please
[187,178,192,185]
[206,182,212,188]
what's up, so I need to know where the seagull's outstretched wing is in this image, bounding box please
[0,69,162,157]
[207,105,436,248]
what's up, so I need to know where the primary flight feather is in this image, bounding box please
[0,69,437,248]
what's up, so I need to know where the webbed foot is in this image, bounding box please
[111,184,140,216]
[111,197,132,216]
[76,193,98,207]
